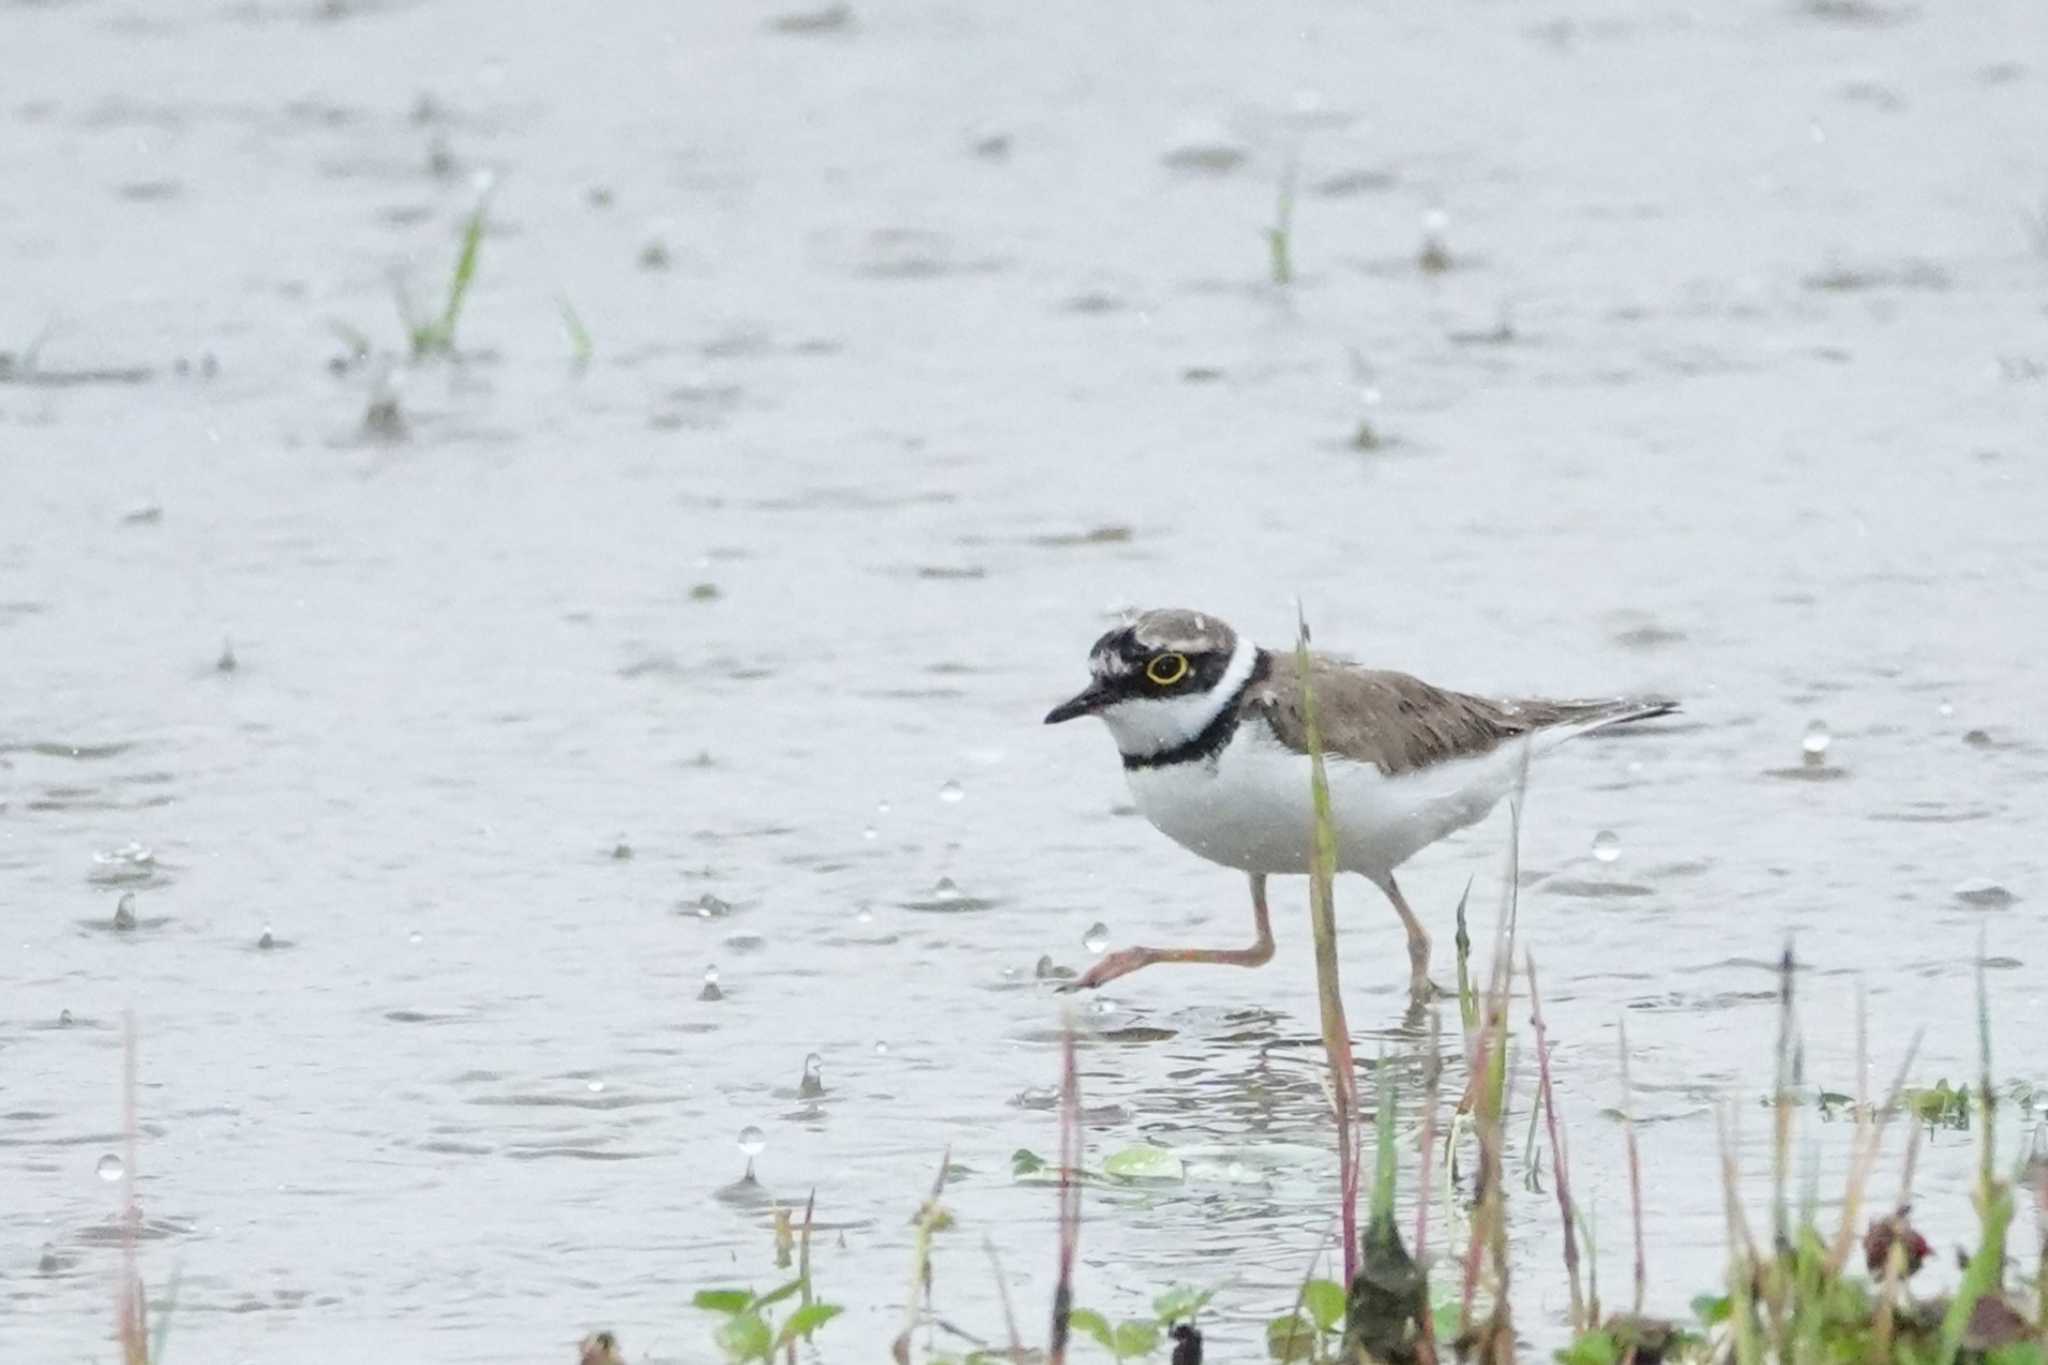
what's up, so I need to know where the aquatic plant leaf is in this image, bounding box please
[1266,1314,1316,1361]
[1152,1286,1216,1324]
[1068,1308,1116,1353]
[715,1310,773,1361]
[1554,1328,1618,1365]
[1942,1181,2017,1362]
[1113,1319,1162,1357]
[776,1303,843,1347]
[1690,1293,1730,1326]
[559,294,593,368]
[1348,1072,1428,1365]
[1012,1147,1047,1176]
[1453,879,1478,1033]
[439,200,487,340]
[1370,1061,1399,1228]
[692,1289,753,1315]
[752,1278,804,1310]
[1103,1144,1185,1181]
[1986,1344,2047,1365]
[1302,1278,1346,1332]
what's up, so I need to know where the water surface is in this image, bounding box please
[4,0,2046,1359]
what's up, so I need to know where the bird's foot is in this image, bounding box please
[1062,947,1151,992]
[1409,975,1452,1002]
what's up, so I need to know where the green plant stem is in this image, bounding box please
[1295,606,1358,1285]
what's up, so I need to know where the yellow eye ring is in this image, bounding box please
[1145,653,1190,686]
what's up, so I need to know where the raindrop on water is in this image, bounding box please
[407,930,423,946]
[1802,720,1832,758]
[938,780,964,804]
[586,1079,606,1094]
[1082,922,1110,954]
[875,800,891,816]
[1592,831,1621,864]
[112,894,137,932]
[1091,997,1118,1018]
[799,1052,826,1099]
[96,1154,123,1183]
[699,966,724,1002]
[861,826,878,841]
[735,1124,766,1182]
[58,1009,74,1027]
[1937,701,1955,719]
[873,1040,890,1056]
[855,905,874,925]
[257,926,276,950]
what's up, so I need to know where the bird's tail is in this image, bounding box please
[1525,695,1680,750]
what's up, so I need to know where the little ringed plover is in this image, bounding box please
[1046,608,1676,999]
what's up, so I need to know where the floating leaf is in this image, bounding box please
[1103,1144,1185,1181]
[1068,1308,1116,1354]
[776,1302,844,1347]
[1153,1285,1217,1324]
[715,1310,774,1361]
[753,1278,804,1310]
[1303,1279,1346,1332]
[1012,1147,1047,1176]
[1554,1329,1618,1365]
[1267,1314,1316,1362]
[1113,1320,1162,1358]
[692,1288,753,1315]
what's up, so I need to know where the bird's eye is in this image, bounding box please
[1145,652,1190,686]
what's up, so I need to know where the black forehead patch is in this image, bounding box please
[1088,626,1139,675]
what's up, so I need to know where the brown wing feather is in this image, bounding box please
[1248,651,1674,776]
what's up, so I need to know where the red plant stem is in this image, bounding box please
[1527,954,1585,1334]
[1415,1005,1443,1353]
[1619,1018,1646,1318]
[1416,1005,1441,1260]
[1459,1007,1497,1328]
[1331,1028,1359,1284]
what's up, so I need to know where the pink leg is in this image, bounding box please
[1071,874,1275,991]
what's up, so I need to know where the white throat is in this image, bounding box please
[1097,634,1259,759]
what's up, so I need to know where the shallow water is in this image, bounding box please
[4,0,2047,1359]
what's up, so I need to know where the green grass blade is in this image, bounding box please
[559,293,593,369]
[438,196,489,342]
[1371,1053,1398,1229]
[1294,603,1357,1285]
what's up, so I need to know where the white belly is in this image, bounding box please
[1124,725,1531,881]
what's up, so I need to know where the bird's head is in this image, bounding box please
[1045,608,1255,758]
